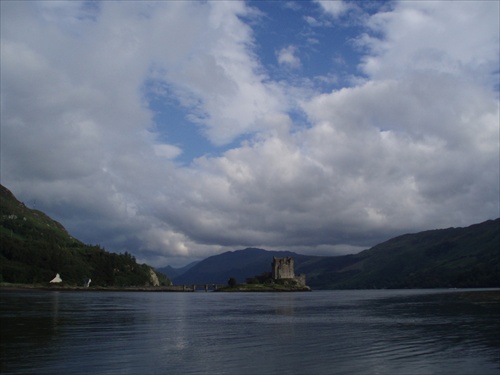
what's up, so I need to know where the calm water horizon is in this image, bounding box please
[1,289,499,374]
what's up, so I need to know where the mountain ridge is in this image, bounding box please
[172,219,499,289]
[172,248,307,284]
[1,183,498,289]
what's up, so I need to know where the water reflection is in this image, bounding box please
[1,291,60,373]
[1,289,499,375]
[51,292,60,329]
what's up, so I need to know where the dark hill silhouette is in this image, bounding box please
[156,261,200,279]
[318,218,500,289]
[172,219,499,289]
[173,248,310,285]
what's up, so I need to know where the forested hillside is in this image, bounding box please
[0,184,169,287]
[172,220,499,289]
[308,219,500,289]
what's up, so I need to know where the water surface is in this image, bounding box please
[1,289,498,374]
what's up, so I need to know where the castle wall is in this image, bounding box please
[272,257,295,279]
[294,274,306,287]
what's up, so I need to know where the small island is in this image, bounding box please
[216,257,311,292]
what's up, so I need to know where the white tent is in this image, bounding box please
[50,273,62,283]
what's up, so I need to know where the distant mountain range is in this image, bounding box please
[156,261,199,279]
[167,219,499,289]
[170,248,309,285]
[1,182,498,289]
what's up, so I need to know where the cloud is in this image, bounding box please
[276,45,302,69]
[143,1,287,145]
[283,2,302,12]
[359,1,499,87]
[1,1,498,268]
[154,144,183,159]
[304,15,326,28]
[316,0,353,19]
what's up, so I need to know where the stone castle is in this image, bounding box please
[272,257,306,287]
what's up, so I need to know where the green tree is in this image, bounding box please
[227,277,237,288]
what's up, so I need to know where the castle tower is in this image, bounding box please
[272,257,295,279]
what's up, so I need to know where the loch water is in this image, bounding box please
[1,289,499,375]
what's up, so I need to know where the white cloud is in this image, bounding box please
[276,45,302,69]
[316,0,352,18]
[1,1,498,268]
[283,2,302,12]
[144,1,287,145]
[304,15,324,27]
[359,1,500,87]
[154,144,183,159]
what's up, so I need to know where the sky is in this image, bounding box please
[1,0,499,268]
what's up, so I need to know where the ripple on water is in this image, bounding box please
[1,289,499,375]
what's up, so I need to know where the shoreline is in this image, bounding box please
[0,283,190,292]
[1,284,498,298]
[0,284,311,293]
